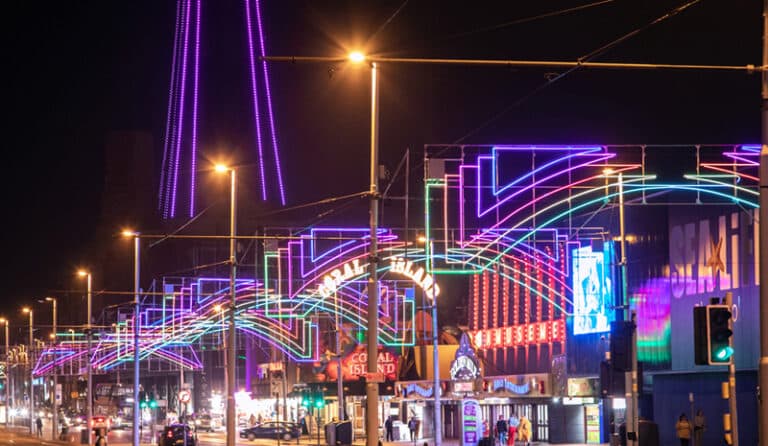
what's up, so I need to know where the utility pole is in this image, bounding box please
[725,292,739,446]
[759,2,768,445]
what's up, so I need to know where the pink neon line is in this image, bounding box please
[464,169,640,264]
[465,165,640,250]
[477,152,615,218]
[699,165,759,182]
[189,0,201,217]
[244,0,268,201]
[161,0,184,217]
[254,0,286,205]
[169,0,192,218]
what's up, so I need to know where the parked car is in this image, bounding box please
[158,424,197,446]
[194,414,216,432]
[240,422,301,441]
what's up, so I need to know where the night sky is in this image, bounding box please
[1,1,762,331]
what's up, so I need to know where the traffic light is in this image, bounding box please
[610,321,634,371]
[707,305,733,364]
[694,304,734,365]
[313,389,325,409]
[301,389,311,408]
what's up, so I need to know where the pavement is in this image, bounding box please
[0,424,604,446]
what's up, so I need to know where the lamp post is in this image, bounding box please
[215,164,237,446]
[77,270,93,443]
[348,51,382,446]
[122,229,142,446]
[0,318,8,427]
[45,297,57,439]
[22,307,33,435]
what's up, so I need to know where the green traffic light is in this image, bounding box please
[714,346,734,361]
[149,400,158,409]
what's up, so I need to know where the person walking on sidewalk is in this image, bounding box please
[35,416,43,437]
[495,415,508,446]
[676,413,692,446]
[693,409,706,446]
[408,417,418,441]
[517,415,531,446]
[507,412,519,446]
[385,416,394,442]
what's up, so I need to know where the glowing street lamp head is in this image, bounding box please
[45,297,54,302]
[77,270,89,278]
[213,304,222,313]
[348,51,366,63]
[121,229,138,238]
[0,318,6,324]
[602,168,614,176]
[22,307,31,314]
[416,235,427,245]
[214,164,229,173]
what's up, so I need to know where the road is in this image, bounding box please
[4,423,336,446]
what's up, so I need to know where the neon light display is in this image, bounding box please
[159,0,286,218]
[571,242,614,335]
[469,320,565,349]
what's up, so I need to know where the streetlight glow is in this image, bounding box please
[77,270,88,277]
[121,229,137,238]
[22,307,30,314]
[215,164,229,173]
[348,51,366,63]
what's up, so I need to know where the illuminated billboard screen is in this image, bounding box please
[572,242,614,335]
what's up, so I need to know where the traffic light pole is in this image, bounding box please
[725,292,739,446]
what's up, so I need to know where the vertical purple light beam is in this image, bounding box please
[170,0,193,218]
[160,0,184,217]
[254,0,286,205]
[244,0,268,201]
[189,0,201,217]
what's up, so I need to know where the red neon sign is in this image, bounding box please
[469,319,565,350]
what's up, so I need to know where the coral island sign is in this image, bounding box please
[317,257,440,299]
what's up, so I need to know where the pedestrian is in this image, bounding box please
[35,416,43,437]
[676,413,692,446]
[385,416,394,442]
[408,417,418,441]
[694,409,706,446]
[517,415,531,446]
[507,412,519,446]
[495,415,508,446]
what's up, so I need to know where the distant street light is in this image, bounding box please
[215,164,237,446]
[21,307,33,435]
[44,297,58,439]
[77,270,93,442]
[121,229,142,446]
[0,318,9,427]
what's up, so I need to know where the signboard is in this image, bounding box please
[365,372,386,383]
[178,390,191,403]
[567,377,599,397]
[325,345,398,382]
[449,334,481,381]
[484,374,551,397]
[460,399,480,446]
[585,404,601,443]
[316,257,440,299]
[55,384,62,404]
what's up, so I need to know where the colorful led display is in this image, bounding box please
[571,242,614,335]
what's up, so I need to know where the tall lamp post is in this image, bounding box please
[44,297,57,439]
[122,230,142,446]
[215,164,237,446]
[0,318,8,427]
[348,51,383,446]
[21,307,33,435]
[77,270,93,442]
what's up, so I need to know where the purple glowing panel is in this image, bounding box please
[189,0,201,217]
[254,0,286,205]
[244,0,268,201]
[169,0,193,218]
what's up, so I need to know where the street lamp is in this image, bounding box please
[77,270,93,442]
[44,297,58,439]
[349,52,384,446]
[21,307,33,435]
[121,229,142,446]
[0,318,9,427]
[215,164,237,446]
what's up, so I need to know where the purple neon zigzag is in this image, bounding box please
[189,0,201,217]
[244,0,268,201]
[160,0,184,218]
[169,0,193,218]
[254,0,286,205]
[160,0,184,217]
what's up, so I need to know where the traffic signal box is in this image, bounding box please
[300,386,326,412]
[694,304,733,365]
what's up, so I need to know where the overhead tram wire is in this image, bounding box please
[450,0,705,145]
